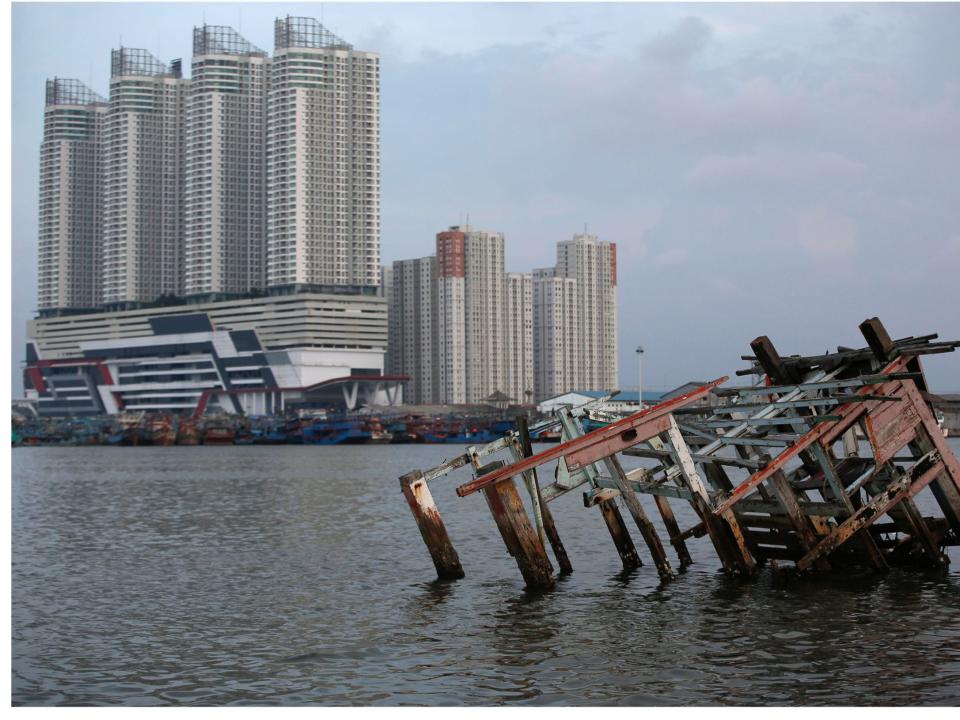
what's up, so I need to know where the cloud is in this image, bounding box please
[652,247,691,268]
[685,148,866,186]
[641,17,713,65]
[796,210,859,259]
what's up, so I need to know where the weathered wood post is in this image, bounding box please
[516,416,573,575]
[478,460,556,590]
[652,495,693,568]
[604,455,675,580]
[400,470,465,580]
[594,493,642,570]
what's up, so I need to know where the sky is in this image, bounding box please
[8,1,960,395]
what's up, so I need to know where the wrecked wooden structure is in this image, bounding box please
[399,318,960,589]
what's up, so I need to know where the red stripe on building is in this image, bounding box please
[436,230,465,278]
[27,368,47,393]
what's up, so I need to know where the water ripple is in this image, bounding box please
[13,443,960,705]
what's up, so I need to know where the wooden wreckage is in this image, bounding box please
[399,318,960,589]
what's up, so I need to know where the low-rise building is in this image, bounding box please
[24,311,404,417]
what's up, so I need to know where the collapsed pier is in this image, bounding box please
[399,318,960,588]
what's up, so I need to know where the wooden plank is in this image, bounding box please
[399,470,465,580]
[796,453,944,572]
[623,446,764,470]
[515,417,572,576]
[598,498,642,571]
[653,495,693,568]
[768,469,831,572]
[809,443,887,571]
[713,359,909,516]
[455,377,727,497]
[604,455,674,580]
[751,335,800,384]
[483,475,555,590]
[865,386,919,465]
[896,495,946,567]
[664,418,755,574]
[859,317,896,362]
[899,380,960,536]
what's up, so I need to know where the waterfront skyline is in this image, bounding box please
[12,2,960,395]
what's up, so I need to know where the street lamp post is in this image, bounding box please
[635,345,644,409]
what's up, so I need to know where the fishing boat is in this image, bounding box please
[362,417,394,444]
[302,417,368,445]
[203,424,236,445]
[147,415,177,446]
[176,418,201,445]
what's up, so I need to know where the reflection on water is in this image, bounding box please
[12,442,960,706]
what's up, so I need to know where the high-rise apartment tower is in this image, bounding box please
[388,257,437,405]
[532,267,580,400]
[37,79,107,311]
[185,26,269,296]
[556,233,618,392]
[101,48,188,305]
[266,16,380,290]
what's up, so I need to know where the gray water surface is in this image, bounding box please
[12,442,960,706]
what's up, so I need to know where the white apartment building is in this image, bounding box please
[266,16,380,290]
[386,228,620,406]
[504,272,534,404]
[532,267,580,400]
[556,233,618,392]
[388,257,437,405]
[37,79,107,311]
[461,228,506,403]
[435,229,467,404]
[185,26,269,296]
[101,48,188,305]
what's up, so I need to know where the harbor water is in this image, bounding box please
[12,441,960,706]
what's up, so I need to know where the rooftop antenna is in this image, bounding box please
[238,6,242,34]
[466,212,470,230]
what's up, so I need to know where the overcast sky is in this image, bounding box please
[10,2,960,394]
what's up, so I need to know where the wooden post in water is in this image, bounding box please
[516,416,573,575]
[478,460,555,590]
[653,495,693,568]
[399,470,465,580]
[598,496,642,570]
[604,455,675,580]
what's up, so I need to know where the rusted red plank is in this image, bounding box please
[863,380,922,465]
[400,470,465,580]
[456,377,727,497]
[566,414,673,472]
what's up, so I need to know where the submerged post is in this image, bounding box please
[400,470,465,580]
[478,461,556,590]
[598,497,642,571]
[516,416,573,575]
